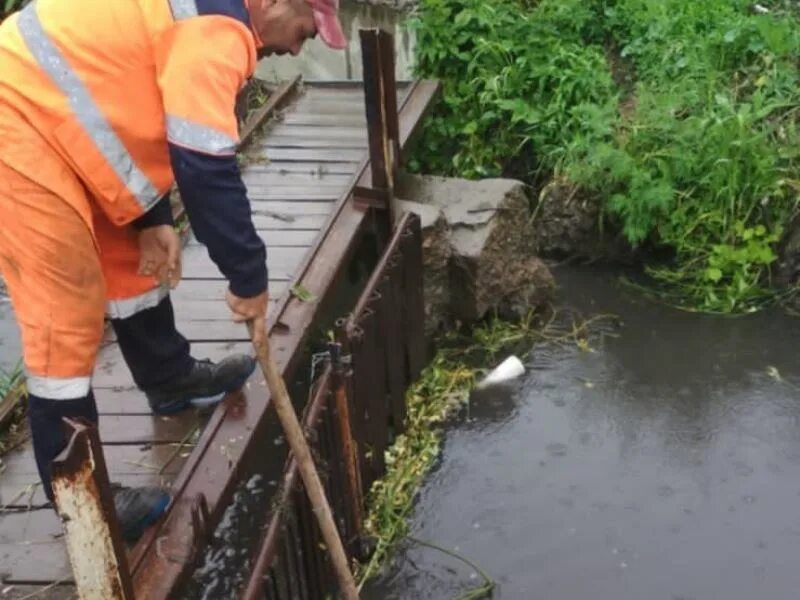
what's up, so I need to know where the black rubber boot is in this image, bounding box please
[144,354,257,415]
[111,483,171,544]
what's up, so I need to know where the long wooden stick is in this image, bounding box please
[247,321,359,600]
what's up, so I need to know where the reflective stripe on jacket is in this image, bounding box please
[0,0,257,226]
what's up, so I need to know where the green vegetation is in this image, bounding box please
[356,310,613,595]
[0,360,23,398]
[0,360,26,455]
[408,0,800,313]
[1,0,27,19]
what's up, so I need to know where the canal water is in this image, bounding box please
[363,264,800,600]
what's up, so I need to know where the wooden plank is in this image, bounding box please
[0,584,76,599]
[290,103,366,118]
[265,125,368,141]
[250,212,329,231]
[169,279,288,303]
[249,200,336,215]
[245,187,344,200]
[99,415,196,445]
[173,319,250,342]
[2,444,188,478]
[242,173,352,187]
[0,508,63,545]
[0,473,180,510]
[239,76,301,148]
[263,148,365,162]
[173,298,280,321]
[241,162,359,175]
[279,113,367,127]
[0,541,71,585]
[181,244,306,279]
[300,87,365,98]
[187,229,319,247]
[263,137,367,150]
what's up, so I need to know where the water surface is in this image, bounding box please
[365,265,800,600]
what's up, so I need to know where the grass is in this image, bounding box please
[407,0,800,314]
[0,360,27,456]
[0,360,23,398]
[355,308,617,596]
[1,0,27,19]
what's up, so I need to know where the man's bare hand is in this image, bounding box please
[227,289,269,346]
[137,225,181,289]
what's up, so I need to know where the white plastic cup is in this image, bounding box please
[476,355,525,389]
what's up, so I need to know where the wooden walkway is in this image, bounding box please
[0,77,437,597]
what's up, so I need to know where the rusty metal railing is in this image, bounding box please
[51,418,134,599]
[241,211,425,600]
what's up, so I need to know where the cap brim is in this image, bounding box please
[313,11,348,50]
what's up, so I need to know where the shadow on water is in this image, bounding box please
[363,264,800,600]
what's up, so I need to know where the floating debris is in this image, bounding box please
[475,356,525,390]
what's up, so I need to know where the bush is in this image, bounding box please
[409,0,800,312]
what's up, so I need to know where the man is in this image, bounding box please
[0,0,347,542]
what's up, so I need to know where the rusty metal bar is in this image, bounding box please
[400,214,427,380]
[382,254,408,432]
[241,369,332,600]
[378,29,401,177]
[238,75,301,148]
[329,341,365,548]
[133,81,439,600]
[347,211,416,329]
[359,29,402,235]
[51,418,134,600]
[360,30,389,192]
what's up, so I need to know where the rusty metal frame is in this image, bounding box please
[357,29,402,232]
[237,212,426,600]
[51,418,134,600]
[240,368,333,600]
[131,71,439,600]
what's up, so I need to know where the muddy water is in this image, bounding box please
[364,264,800,600]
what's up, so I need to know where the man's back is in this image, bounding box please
[0,0,257,226]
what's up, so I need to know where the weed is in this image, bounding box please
[356,309,615,591]
[1,0,28,19]
[408,0,800,313]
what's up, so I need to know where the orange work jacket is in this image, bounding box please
[0,0,258,227]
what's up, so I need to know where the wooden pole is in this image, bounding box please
[246,321,360,600]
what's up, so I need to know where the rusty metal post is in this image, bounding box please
[328,340,365,552]
[359,28,400,235]
[51,417,134,600]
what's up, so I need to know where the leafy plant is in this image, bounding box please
[408,0,800,313]
[2,0,28,19]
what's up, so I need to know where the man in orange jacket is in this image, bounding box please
[0,0,346,542]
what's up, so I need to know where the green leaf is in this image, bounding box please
[290,285,316,303]
[705,267,723,283]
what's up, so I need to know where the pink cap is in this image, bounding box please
[306,0,347,50]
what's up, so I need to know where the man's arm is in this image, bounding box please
[154,15,266,298]
[169,148,266,297]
